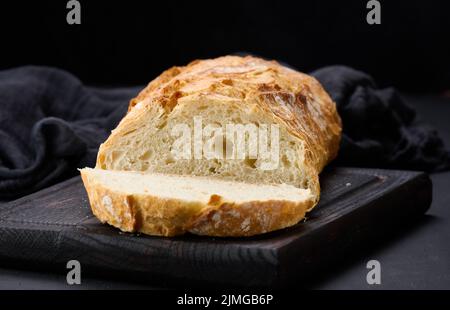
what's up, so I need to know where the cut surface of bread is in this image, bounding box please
[80,168,314,237]
[96,56,341,203]
[81,55,342,237]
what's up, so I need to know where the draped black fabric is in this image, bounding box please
[311,66,450,172]
[0,67,140,200]
[0,66,449,201]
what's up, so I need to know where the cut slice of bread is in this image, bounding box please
[80,168,314,237]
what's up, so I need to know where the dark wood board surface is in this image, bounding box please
[0,168,432,288]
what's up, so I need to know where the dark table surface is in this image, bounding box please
[0,94,449,290]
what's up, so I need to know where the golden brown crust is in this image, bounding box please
[81,171,137,232]
[125,55,341,174]
[80,169,313,237]
[188,199,313,237]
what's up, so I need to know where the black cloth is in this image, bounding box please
[0,66,140,200]
[0,66,449,201]
[312,66,450,172]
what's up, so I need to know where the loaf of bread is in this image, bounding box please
[80,55,341,237]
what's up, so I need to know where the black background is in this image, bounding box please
[1,0,449,92]
[0,1,450,291]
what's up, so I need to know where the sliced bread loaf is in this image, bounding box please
[81,55,341,237]
[96,56,341,204]
[80,168,314,236]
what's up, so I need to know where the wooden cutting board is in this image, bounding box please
[0,168,431,287]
